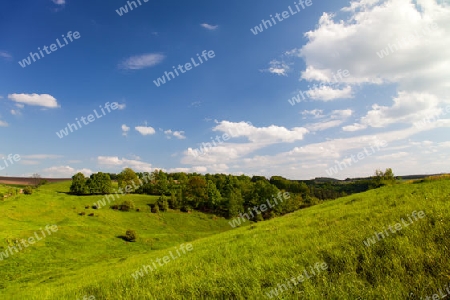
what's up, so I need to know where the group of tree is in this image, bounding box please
[69,168,397,221]
[70,172,112,195]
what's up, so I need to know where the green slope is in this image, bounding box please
[2,179,450,299]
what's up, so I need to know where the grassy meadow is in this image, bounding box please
[1,178,449,299]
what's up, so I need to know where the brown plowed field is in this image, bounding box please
[0,176,70,185]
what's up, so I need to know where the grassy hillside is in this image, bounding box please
[1,179,450,299]
[0,181,233,299]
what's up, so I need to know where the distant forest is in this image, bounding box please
[69,168,396,221]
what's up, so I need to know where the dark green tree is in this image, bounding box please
[70,172,89,195]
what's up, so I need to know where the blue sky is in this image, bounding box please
[1,0,449,179]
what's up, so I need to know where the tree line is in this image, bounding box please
[70,168,397,220]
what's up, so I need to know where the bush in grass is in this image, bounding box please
[181,205,192,213]
[157,195,169,212]
[151,204,159,213]
[119,200,135,211]
[79,212,86,216]
[23,186,33,195]
[110,204,119,210]
[88,213,94,217]
[125,229,137,242]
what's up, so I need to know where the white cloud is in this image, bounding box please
[173,131,186,139]
[11,110,21,116]
[164,129,186,139]
[307,120,346,132]
[292,0,450,99]
[301,109,325,119]
[376,151,409,160]
[42,166,91,178]
[200,23,219,30]
[119,53,165,70]
[213,121,308,143]
[52,0,65,4]
[0,120,8,127]
[305,109,353,132]
[117,103,126,110]
[8,93,59,108]
[122,124,130,136]
[261,60,290,76]
[349,91,442,130]
[306,85,353,101]
[343,123,368,132]
[135,126,156,136]
[97,156,153,172]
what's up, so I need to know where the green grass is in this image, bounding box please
[1,179,449,299]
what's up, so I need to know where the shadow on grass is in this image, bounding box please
[117,235,135,242]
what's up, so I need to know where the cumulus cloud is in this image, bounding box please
[306,85,353,101]
[8,93,59,108]
[346,91,442,130]
[135,126,156,136]
[213,121,308,143]
[52,0,65,4]
[0,120,8,127]
[261,60,290,76]
[304,109,353,132]
[97,156,153,172]
[301,109,325,119]
[164,129,186,139]
[119,53,165,70]
[293,0,450,98]
[42,166,91,178]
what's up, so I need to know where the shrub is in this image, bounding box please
[23,186,33,195]
[85,205,90,209]
[88,213,94,217]
[136,208,140,212]
[125,229,137,242]
[157,195,169,212]
[120,200,135,211]
[151,204,159,213]
[110,204,119,210]
[181,205,192,213]
[79,212,86,216]
[92,205,98,209]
